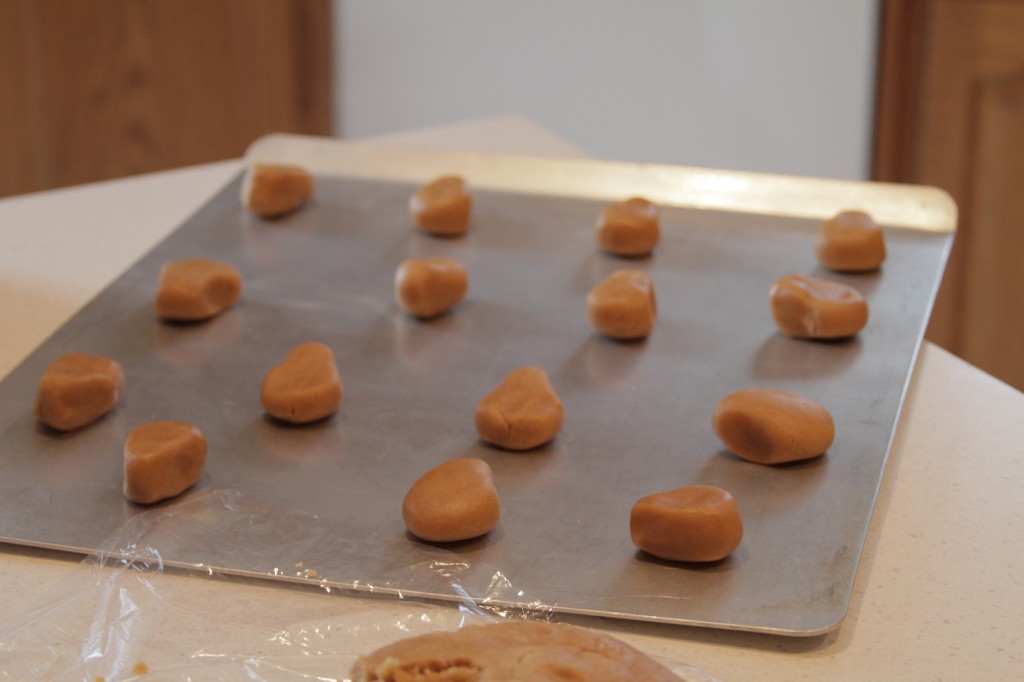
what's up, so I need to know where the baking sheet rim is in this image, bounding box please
[245,133,957,233]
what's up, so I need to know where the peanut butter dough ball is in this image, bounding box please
[155,258,242,322]
[260,342,343,424]
[630,485,744,563]
[587,269,657,340]
[123,421,207,505]
[815,210,886,272]
[395,257,468,319]
[475,366,564,450]
[409,175,472,236]
[241,163,314,218]
[34,353,124,432]
[595,197,661,257]
[712,388,835,464]
[402,458,500,543]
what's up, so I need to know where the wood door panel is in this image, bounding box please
[965,70,1024,383]
[875,0,1024,391]
[0,1,42,197]
[0,0,332,196]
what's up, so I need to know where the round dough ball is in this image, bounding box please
[34,353,124,432]
[630,485,744,563]
[395,257,468,318]
[409,175,472,236]
[260,342,343,424]
[155,258,242,322]
[475,366,564,450]
[595,197,661,257]
[402,458,500,542]
[123,421,207,505]
[769,273,868,339]
[815,210,886,272]
[241,163,314,218]
[712,387,835,464]
[586,269,657,340]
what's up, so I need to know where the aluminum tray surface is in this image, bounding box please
[0,141,954,635]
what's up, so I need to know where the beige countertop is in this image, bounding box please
[1,116,1021,680]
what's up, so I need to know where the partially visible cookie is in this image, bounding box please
[350,621,678,681]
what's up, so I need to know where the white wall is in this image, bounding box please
[333,1,878,180]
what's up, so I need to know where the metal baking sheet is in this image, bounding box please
[0,136,954,635]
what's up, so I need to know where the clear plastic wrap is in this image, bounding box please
[0,489,717,681]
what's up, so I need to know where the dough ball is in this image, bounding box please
[395,257,468,319]
[712,387,835,464]
[155,258,242,322]
[123,421,207,505]
[815,210,886,272]
[241,163,314,218]
[587,269,657,340]
[475,366,564,450]
[769,273,868,339]
[34,353,124,432]
[409,175,472,236]
[630,485,744,562]
[595,196,660,257]
[402,458,500,542]
[260,342,343,424]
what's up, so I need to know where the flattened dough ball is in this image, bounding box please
[261,342,343,424]
[123,421,207,505]
[815,210,886,272]
[769,273,868,339]
[155,258,242,322]
[409,175,472,236]
[241,163,314,218]
[351,621,679,682]
[596,197,661,257]
[402,458,500,542]
[475,366,564,450]
[630,485,743,563]
[712,388,835,464]
[395,257,468,318]
[587,269,657,340]
[34,353,124,431]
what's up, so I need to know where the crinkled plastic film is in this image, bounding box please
[0,489,717,681]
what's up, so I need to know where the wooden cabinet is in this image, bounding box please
[0,0,332,197]
[875,0,1024,391]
